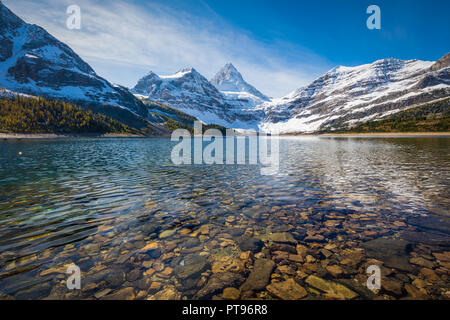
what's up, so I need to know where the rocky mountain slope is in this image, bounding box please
[260,56,450,133]
[132,67,263,129]
[0,2,170,134]
[323,97,449,133]
[133,56,449,133]
[1,2,448,134]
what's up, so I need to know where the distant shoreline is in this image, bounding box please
[0,133,145,139]
[282,132,450,137]
[1,132,450,140]
[315,132,450,137]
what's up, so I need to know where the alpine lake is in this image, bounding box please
[0,136,449,300]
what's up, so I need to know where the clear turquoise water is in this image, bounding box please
[0,136,449,299]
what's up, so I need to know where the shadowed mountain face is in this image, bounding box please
[0,2,170,133]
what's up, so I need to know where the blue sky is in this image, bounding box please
[4,0,450,97]
[204,0,450,65]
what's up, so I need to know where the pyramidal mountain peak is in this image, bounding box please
[220,63,241,77]
[210,63,269,101]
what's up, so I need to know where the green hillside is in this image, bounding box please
[0,96,141,135]
[322,97,450,133]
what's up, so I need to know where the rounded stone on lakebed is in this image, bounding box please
[266,278,307,300]
[159,229,176,239]
[238,237,264,253]
[174,254,209,279]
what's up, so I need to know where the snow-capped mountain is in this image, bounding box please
[132,67,264,129]
[133,68,223,105]
[210,63,270,112]
[259,56,450,133]
[2,2,448,134]
[211,63,269,101]
[0,2,170,133]
[133,57,449,133]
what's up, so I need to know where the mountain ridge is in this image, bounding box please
[259,56,450,133]
[1,2,448,134]
[132,56,449,133]
[132,66,264,129]
[0,2,171,134]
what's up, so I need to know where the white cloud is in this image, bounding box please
[3,0,332,97]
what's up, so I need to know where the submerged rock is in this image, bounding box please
[305,275,358,299]
[304,234,325,243]
[195,272,244,299]
[268,233,297,244]
[362,238,413,272]
[126,269,142,282]
[381,278,403,296]
[277,265,296,276]
[184,238,201,249]
[433,251,450,262]
[84,243,100,256]
[211,256,245,274]
[420,268,440,281]
[266,278,307,300]
[143,248,161,259]
[148,287,181,300]
[159,229,176,239]
[409,257,435,269]
[105,272,125,287]
[174,254,209,279]
[102,287,135,300]
[326,265,344,278]
[240,259,275,292]
[238,237,264,253]
[404,284,429,299]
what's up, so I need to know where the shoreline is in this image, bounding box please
[1,132,450,140]
[0,133,145,139]
[284,132,450,137]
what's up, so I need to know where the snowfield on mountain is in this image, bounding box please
[132,56,449,133]
[132,66,264,130]
[1,1,448,134]
[260,57,450,133]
